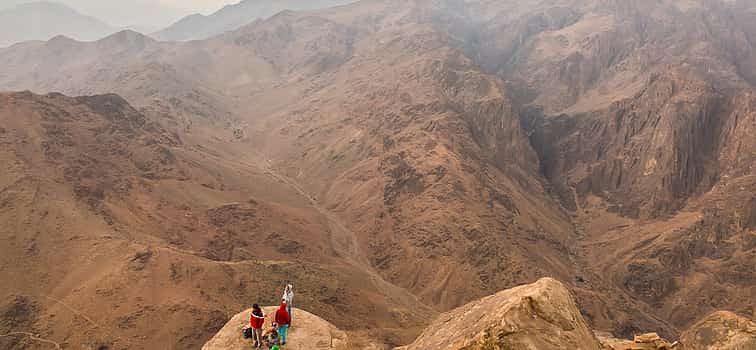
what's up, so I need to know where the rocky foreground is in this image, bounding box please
[202,306,349,350]
[207,278,755,350]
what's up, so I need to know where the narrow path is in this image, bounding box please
[0,331,62,349]
[251,154,428,310]
[42,296,100,329]
[183,145,430,311]
[177,146,366,266]
[260,159,367,266]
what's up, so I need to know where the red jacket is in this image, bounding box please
[275,303,290,326]
[250,309,265,329]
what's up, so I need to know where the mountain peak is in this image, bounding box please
[96,29,155,47]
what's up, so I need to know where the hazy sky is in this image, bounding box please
[1,0,241,29]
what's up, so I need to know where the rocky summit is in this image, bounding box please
[400,278,603,350]
[202,306,350,350]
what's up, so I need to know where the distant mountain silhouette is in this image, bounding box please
[152,0,355,41]
[0,1,116,47]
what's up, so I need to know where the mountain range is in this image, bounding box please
[152,0,358,41]
[0,0,754,349]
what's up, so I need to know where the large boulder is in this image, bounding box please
[202,306,348,350]
[399,278,603,350]
[680,311,756,350]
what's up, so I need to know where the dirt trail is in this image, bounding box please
[181,147,366,266]
[260,158,367,266]
[177,144,429,311]
[0,332,62,349]
[249,153,429,311]
[42,296,100,329]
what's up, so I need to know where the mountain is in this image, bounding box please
[0,0,754,349]
[153,0,357,41]
[0,1,116,48]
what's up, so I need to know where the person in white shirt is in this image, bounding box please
[282,284,294,326]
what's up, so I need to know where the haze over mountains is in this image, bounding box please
[153,0,358,41]
[1,0,364,48]
[0,1,116,47]
[0,0,201,32]
[0,0,754,349]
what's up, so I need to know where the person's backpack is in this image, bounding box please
[243,326,253,339]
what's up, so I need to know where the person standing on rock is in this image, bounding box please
[282,284,294,326]
[250,304,266,348]
[275,301,291,345]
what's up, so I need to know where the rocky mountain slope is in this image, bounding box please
[0,91,431,349]
[0,1,116,48]
[153,0,356,41]
[0,0,754,348]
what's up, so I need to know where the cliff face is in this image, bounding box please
[529,70,729,219]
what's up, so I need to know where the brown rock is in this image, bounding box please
[202,307,348,350]
[681,311,756,350]
[401,278,602,350]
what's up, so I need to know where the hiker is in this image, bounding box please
[282,284,294,325]
[275,301,291,345]
[250,304,266,348]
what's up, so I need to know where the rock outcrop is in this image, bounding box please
[202,306,348,350]
[400,278,603,350]
[598,332,680,350]
[398,281,756,350]
[680,311,756,350]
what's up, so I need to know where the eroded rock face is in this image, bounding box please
[681,311,756,350]
[401,278,602,350]
[528,70,726,219]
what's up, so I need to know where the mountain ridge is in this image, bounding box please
[0,1,117,48]
[153,0,357,41]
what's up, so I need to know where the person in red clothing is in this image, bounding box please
[274,301,290,345]
[250,304,265,348]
